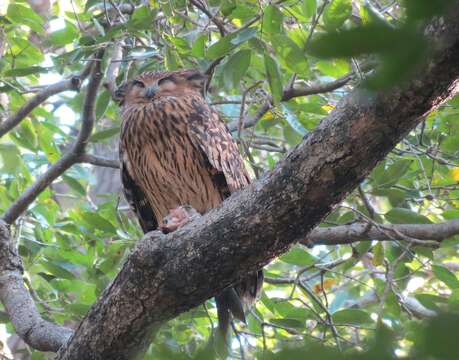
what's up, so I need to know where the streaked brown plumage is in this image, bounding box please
[117,69,263,334]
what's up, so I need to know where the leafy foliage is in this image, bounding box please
[0,0,458,359]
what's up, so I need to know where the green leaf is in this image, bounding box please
[302,0,317,18]
[270,318,305,329]
[128,7,155,30]
[432,265,459,290]
[41,260,76,280]
[273,301,312,320]
[372,188,407,207]
[90,127,120,142]
[323,0,352,31]
[191,35,207,58]
[271,34,309,75]
[264,52,283,105]
[49,20,79,46]
[81,212,117,234]
[93,18,106,36]
[375,160,413,187]
[372,242,384,266]
[66,303,91,316]
[440,135,459,153]
[7,3,44,33]
[332,309,373,325]
[5,66,49,77]
[283,105,307,136]
[63,175,86,196]
[415,293,445,312]
[385,208,432,224]
[223,50,251,89]
[263,5,283,35]
[230,29,256,45]
[279,245,317,266]
[0,144,21,172]
[307,25,422,59]
[36,125,61,162]
[207,28,257,59]
[95,90,110,120]
[85,0,101,11]
[0,311,10,323]
[315,59,350,78]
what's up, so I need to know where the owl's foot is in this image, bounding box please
[159,205,200,234]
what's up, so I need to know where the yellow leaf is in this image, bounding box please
[313,278,336,293]
[261,110,274,121]
[321,104,335,112]
[451,167,459,181]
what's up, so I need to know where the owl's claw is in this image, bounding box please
[159,205,200,234]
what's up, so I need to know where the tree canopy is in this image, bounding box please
[1,0,459,359]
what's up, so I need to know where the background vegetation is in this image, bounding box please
[0,0,459,358]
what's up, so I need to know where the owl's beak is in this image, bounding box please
[144,86,157,99]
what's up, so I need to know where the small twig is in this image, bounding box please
[228,71,357,132]
[79,154,120,169]
[305,0,330,46]
[104,40,124,99]
[189,0,227,36]
[237,81,263,140]
[0,64,92,138]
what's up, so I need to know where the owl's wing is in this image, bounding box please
[188,98,251,195]
[120,160,158,233]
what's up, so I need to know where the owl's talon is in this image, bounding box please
[159,205,200,234]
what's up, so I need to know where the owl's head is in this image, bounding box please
[115,69,208,106]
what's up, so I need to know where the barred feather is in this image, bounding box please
[118,69,263,335]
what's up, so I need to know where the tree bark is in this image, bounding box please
[56,9,459,360]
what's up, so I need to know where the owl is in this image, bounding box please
[116,69,263,334]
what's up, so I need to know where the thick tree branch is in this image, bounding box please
[0,220,73,351]
[1,52,104,225]
[0,65,92,138]
[56,9,459,360]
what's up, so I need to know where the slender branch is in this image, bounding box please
[0,220,73,351]
[90,3,134,15]
[0,76,84,138]
[104,40,123,99]
[189,0,227,36]
[304,220,459,247]
[1,51,105,225]
[228,72,355,132]
[79,153,120,169]
[305,0,330,46]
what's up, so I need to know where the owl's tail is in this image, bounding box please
[215,270,264,336]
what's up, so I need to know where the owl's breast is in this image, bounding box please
[120,100,223,220]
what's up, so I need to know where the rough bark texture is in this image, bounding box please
[54,9,459,360]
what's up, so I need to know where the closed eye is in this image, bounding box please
[132,80,145,88]
[158,76,175,86]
